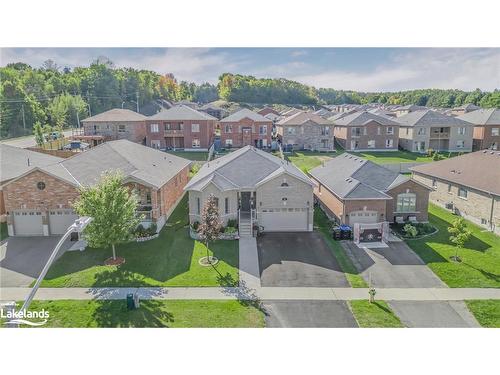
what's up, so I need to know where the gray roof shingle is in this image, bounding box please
[148,105,217,121]
[220,108,271,123]
[396,109,473,127]
[277,111,333,126]
[81,108,147,122]
[457,108,500,125]
[331,111,400,127]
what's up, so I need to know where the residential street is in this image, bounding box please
[0,130,73,148]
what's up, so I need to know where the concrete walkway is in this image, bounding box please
[238,236,261,288]
[2,287,500,302]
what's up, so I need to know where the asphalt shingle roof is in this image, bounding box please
[220,108,271,123]
[81,108,147,122]
[277,111,333,126]
[396,109,473,127]
[148,105,217,121]
[457,108,500,125]
[331,111,400,127]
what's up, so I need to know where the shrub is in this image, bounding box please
[148,222,157,235]
[224,226,237,234]
[135,224,146,237]
[226,219,238,228]
[416,222,434,235]
[403,223,418,238]
[432,151,441,161]
[190,163,201,175]
[191,221,200,231]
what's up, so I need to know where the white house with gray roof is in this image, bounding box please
[184,146,314,234]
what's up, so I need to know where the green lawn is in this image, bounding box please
[0,222,8,242]
[9,300,265,328]
[314,207,367,287]
[166,150,208,161]
[349,300,404,328]
[405,204,500,288]
[40,195,239,287]
[465,300,500,328]
[350,150,436,164]
[287,151,338,173]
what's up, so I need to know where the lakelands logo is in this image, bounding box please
[1,305,49,326]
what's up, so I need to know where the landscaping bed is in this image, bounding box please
[391,222,438,240]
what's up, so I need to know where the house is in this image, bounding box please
[199,104,226,120]
[411,150,500,234]
[276,111,335,151]
[3,140,190,236]
[309,153,431,226]
[451,103,480,116]
[184,146,314,233]
[368,108,397,118]
[0,144,63,219]
[280,108,302,118]
[331,111,400,151]
[257,107,280,117]
[81,108,147,144]
[219,108,273,149]
[395,105,428,117]
[457,108,500,151]
[396,109,474,153]
[145,105,218,150]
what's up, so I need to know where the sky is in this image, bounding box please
[1,48,499,92]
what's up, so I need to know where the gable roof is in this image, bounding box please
[411,150,500,196]
[277,111,333,126]
[148,105,217,121]
[0,144,64,183]
[453,103,480,112]
[185,146,313,191]
[397,105,427,111]
[331,111,400,127]
[220,108,271,123]
[309,153,415,200]
[395,109,473,127]
[457,108,500,125]
[257,107,280,116]
[81,108,147,122]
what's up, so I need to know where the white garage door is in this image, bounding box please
[259,208,308,232]
[349,210,378,225]
[49,210,79,235]
[13,210,43,236]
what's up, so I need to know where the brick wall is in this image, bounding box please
[344,199,387,225]
[158,166,189,218]
[278,121,335,151]
[386,179,430,222]
[473,125,500,150]
[312,178,345,222]
[220,118,272,148]
[145,119,216,149]
[83,120,147,143]
[335,121,399,151]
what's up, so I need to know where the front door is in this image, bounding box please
[240,192,251,212]
[242,127,252,146]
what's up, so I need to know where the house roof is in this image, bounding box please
[395,109,473,127]
[397,105,427,111]
[0,144,63,183]
[309,153,414,200]
[276,111,333,126]
[280,108,302,117]
[81,108,147,122]
[453,103,480,112]
[220,108,271,123]
[457,108,500,125]
[148,105,217,121]
[185,146,313,191]
[257,107,280,116]
[411,150,500,196]
[330,111,400,127]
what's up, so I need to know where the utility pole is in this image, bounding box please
[21,104,26,133]
[136,91,140,113]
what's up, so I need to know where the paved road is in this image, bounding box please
[257,232,349,287]
[388,301,481,327]
[0,130,73,148]
[264,300,358,327]
[342,240,445,288]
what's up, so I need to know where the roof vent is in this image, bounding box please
[483,150,487,153]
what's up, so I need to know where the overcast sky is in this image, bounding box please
[2,48,499,92]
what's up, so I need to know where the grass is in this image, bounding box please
[0,222,8,241]
[39,195,239,287]
[287,151,338,173]
[465,300,500,328]
[405,203,500,288]
[5,300,265,328]
[314,207,368,287]
[166,150,209,161]
[349,300,404,328]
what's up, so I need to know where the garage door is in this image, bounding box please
[13,210,43,236]
[349,210,378,225]
[259,208,308,232]
[49,210,79,235]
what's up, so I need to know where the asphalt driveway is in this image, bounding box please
[341,240,445,288]
[0,236,70,287]
[264,300,358,327]
[257,232,349,287]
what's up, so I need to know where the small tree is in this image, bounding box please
[74,171,139,261]
[33,121,45,147]
[198,194,222,265]
[403,223,418,238]
[447,217,472,262]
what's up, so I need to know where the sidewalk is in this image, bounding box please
[2,287,500,302]
[238,236,261,288]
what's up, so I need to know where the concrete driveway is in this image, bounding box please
[257,232,349,287]
[264,300,358,327]
[0,236,69,287]
[388,301,480,328]
[341,240,445,288]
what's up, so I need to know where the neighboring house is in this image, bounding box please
[184,145,314,232]
[276,111,335,151]
[451,103,480,116]
[3,140,190,236]
[396,109,474,153]
[145,105,217,150]
[411,150,500,234]
[280,108,302,117]
[82,108,147,144]
[331,111,400,152]
[0,144,63,218]
[457,108,500,151]
[368,108,397,118]
[313,108,336,119]
[310,153,430,226]
[257,107,280,117]
[394,105,428,117]
[219,108,273,149]
[199,104,226,120]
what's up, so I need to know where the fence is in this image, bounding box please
[26,147,74,158]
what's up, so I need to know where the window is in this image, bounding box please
[118,125,126,133]
[492,142,498,150]
[151,140,160,149]
[179,122,184,130]
[492,128,499,136]
[150,123,159,133]
[351,127,362,137]
[37,181,46,190]
[192,138,200,148]
[259,125,267,135]
[481,218,487,225]
[287,127,296,135]
[225,124,232,133]
[196,197,200,214]
[386,139,394,148]
[321,126,330,136]
[214,197,219,208]
[458,187,468,199]
[225,139,233,146]
[417,127,426,135]
[191,123,200,132]
[387,126,394,135]
[448,184,452,193]
[458,127,466,135]
[321,139,329,148]
[456,140,465,148]
[396,193,417,212]
[224,197,229,214]
[377,126,381,135]
[146,192,151,204]
[165,123,171,130]
[351,140,359,150]
[432,179,437,188]
[280,178,289,187]
[406,128,410,135]
[367,140,376,148]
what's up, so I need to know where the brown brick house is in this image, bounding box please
[331,111,400,152]
[457,108,500,151]
[219,108,273,148]
[411,150,500,234]
[146,105,218,150]
[3,140,190,236]
[309,153,430,226]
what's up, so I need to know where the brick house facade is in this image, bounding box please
[219,109,273,149]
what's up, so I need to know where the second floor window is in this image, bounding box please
[417,127,426,135]
[352,127,362,137]
[458,127,466,135]
[150,123,159,133]
[165,123,171,130]
[387,126,394,135]
[192,138,200,148]
[492,128,499,136]
[321,126,330,136]
[225,124,232,133]
[287,127,296,135]
[118,125,126,133]
[259,125,267,135]
[191,123,200,132]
